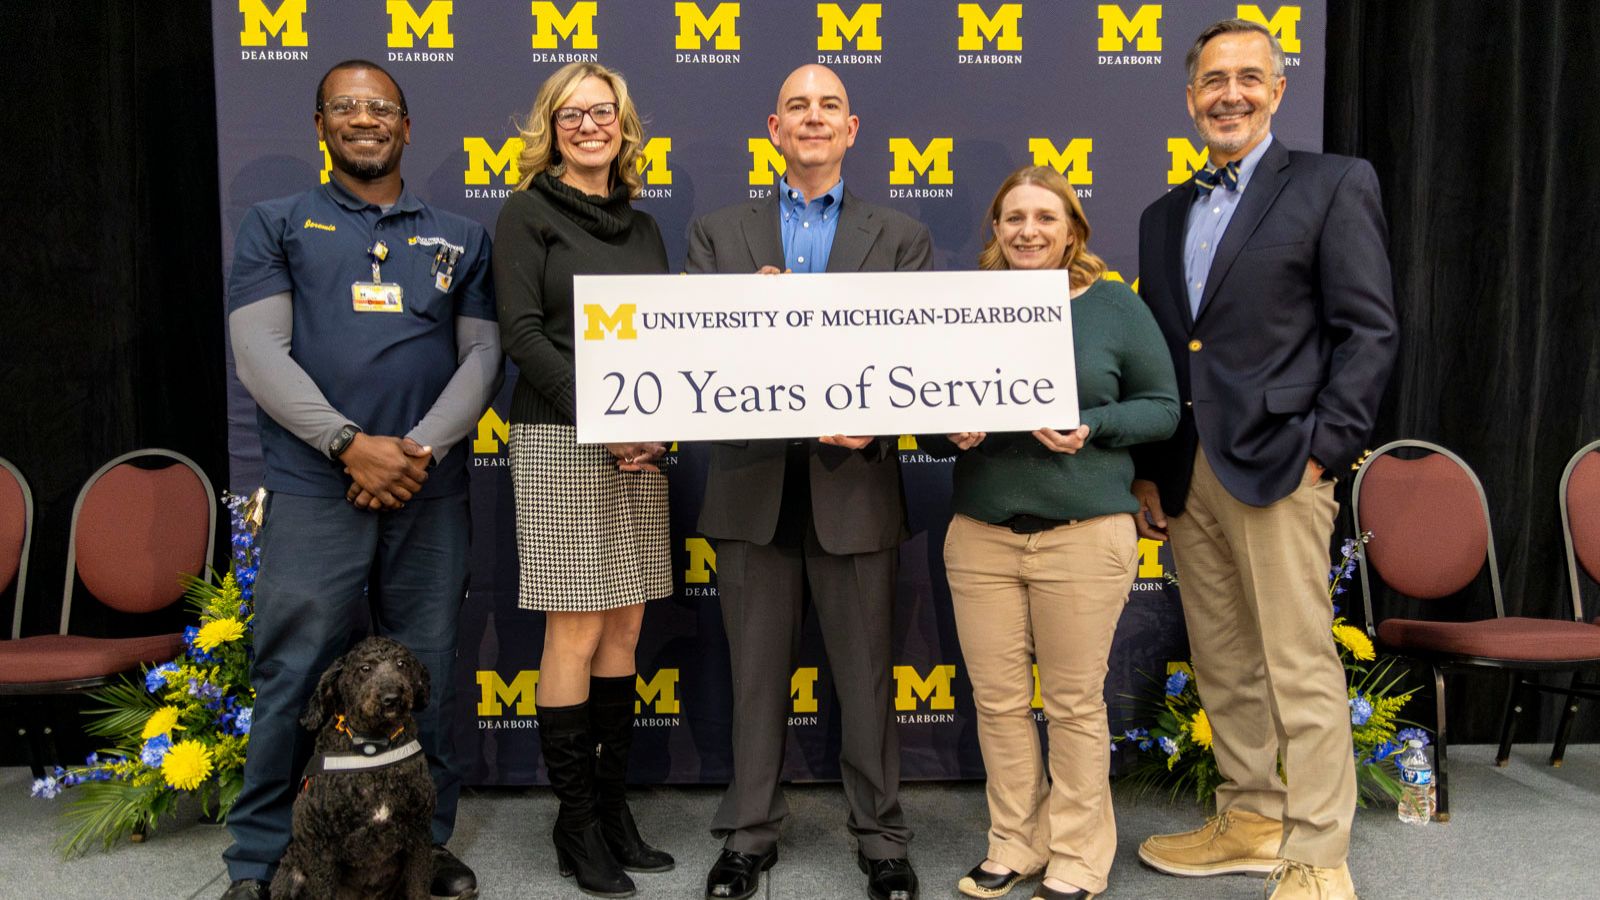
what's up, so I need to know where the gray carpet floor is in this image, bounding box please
[5,744,1591,899]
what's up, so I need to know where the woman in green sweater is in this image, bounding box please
[938,166,1179,900]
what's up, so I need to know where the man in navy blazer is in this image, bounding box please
[1130,19,1397,900]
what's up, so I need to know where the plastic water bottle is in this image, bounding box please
[1396,739,1435,824]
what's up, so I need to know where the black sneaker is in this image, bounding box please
[430,844,479,899]
[219,880,268,900]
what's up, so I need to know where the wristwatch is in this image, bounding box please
[328,424,362,459]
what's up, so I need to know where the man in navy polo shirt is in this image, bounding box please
[220,60,500,900]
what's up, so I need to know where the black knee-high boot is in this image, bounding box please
[589,675,675,872]
[537,701,636,898]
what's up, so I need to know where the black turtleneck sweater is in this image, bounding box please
[493,172,668,426]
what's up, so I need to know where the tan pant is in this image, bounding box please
[1167,448,1355,867]
[945,512,1138,893]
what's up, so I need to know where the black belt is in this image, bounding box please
[997,513,1079,534]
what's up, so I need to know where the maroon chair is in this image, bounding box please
[1353,440,1600,822]
[0,450,215,774]
[1,455,34,637]
[1547,439,1600,765]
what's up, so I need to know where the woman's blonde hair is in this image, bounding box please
[978,165,1106,289]
[514,61,645,196]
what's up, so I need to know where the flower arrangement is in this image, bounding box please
[31,490,263,855]
[1114,532,1426,806]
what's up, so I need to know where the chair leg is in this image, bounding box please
[1494,671,1522,767]
[1550,672,1583,768]
[1432,665,1450,823]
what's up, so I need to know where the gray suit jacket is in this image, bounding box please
[684,189,933,554]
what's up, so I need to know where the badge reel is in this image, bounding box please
[352,240,404,313]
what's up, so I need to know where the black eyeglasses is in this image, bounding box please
[553,102,618,131]
[320,96,406,121]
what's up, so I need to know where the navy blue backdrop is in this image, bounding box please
[212,0,1326,783]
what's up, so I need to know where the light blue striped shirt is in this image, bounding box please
[1183,134,1274,318]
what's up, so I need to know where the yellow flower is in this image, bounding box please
[161,740,214,791]
[194,618,246,652]
[1188,709,1214,750]
[1333,624,1376,661]
[141,706,184,740]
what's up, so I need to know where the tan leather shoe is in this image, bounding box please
[1263,861,1357,899]
[1137,810,1282,876]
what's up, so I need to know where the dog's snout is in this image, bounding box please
[380,691,403,710]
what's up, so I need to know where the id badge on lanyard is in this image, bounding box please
[352,239,403,313]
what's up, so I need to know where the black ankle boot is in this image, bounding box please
[589,674,675,872]
[538,702,636,898]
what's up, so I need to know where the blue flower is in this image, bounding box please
[1165,671,1190,697]
[140,734,173,767]
[1159,736,1178,756]
[188,678,224,708]
[1349,696,1373,727]
[234,707,253,736]
[145,662,180,693]
[30,777,61,800]
[1123,727,1149,740]
[1372,740,1401,762]
[1396,727,1431,747]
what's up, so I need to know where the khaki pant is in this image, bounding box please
[1167,448,1355,867]
[945,512,1138,893]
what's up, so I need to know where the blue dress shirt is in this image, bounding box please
[779,177,844,273]
[1183,133,1274,319]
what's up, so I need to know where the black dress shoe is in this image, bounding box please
[1031,884,1092,899]
[430,844,479,899]
[219,880,268,900]
[858,851,919,900]
[957,861,1026,898]
[705,847,777,900]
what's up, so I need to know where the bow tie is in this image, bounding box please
[1193,160,1241,197]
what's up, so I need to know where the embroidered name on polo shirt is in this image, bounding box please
[303,219,337,232]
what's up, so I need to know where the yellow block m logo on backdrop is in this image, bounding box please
[817,3,882,51]
[463,137,524,186]
[1237,4,1301,53]
[387,0,453,48]
[476,670,538,715]
[1096,4,1162,52]
[894,665,956,711]
[472,408,509,454]
[1167,137,1209,184]
[240,0,307,46]
[636,669,681,714]
[684,538,716,584]
[636,137,673,185]
[791,668,819,714]
[888,138,954,186]
[748,138,786,185]
[675,2,740,50]
[1028,138,1093,185]
[583,304,637,340]
[956,3,1021,52]
[531,1,598,49]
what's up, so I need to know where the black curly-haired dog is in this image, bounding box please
[270,636,436,900]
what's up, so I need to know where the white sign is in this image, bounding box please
[572,270,1078,443]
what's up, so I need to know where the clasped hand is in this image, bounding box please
[343,434,431,511]
[605,442,668,472]
[945,425,1091,454]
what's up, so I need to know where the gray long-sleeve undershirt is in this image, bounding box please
[230,291,503,464]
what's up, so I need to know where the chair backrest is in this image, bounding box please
[0,456,33,640]
[60,449,216,632]
[1561,439,1600,621]
[1352,440,1505,627]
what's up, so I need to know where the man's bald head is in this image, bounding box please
[767,64,859,198]
[776,64,850,115]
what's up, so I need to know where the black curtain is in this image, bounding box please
[2,1,1597,751]
[1325,0,1600,742]
[0,3,226,656]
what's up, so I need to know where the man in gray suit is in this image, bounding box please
[685,64,931,900]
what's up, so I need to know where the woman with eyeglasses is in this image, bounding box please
[493,61,671,899]
[932,166,1178,900]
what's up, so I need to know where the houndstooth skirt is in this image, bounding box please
[509,423,672,611]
